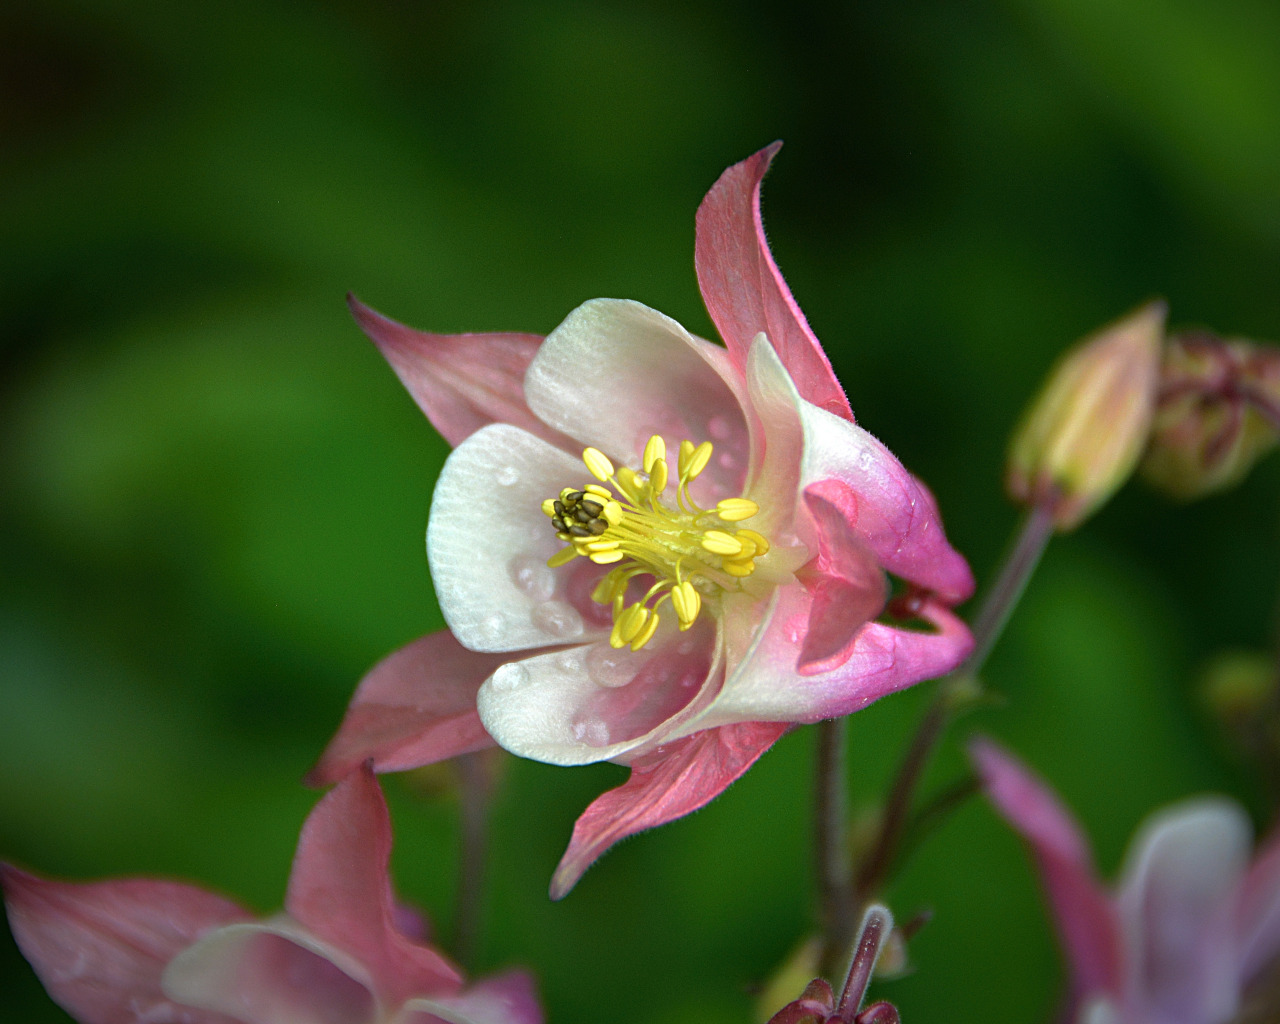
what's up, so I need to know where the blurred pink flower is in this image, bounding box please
[313,144,974,898]
[971,737,1280,1024]
[3,766,542,1024]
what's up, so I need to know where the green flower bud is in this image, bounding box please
[1007,301,1165,530]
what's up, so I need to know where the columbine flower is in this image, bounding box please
[970,737,1280,1024]
[3,766,542,1024]
[312,144,974,898]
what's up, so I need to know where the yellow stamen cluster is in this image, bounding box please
[542,434,770,652]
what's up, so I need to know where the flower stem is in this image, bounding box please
[453,751,491,970]
[816,716,854,978]
[835,904,893,1019]
[854,502,1055,903]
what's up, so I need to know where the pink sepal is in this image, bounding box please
[694,144,853,422]
[307,630,504,787]
[348,294,569,449]
[285,765,462,1005]
[797,479,888,674]
[1,864,249,1024]
[712,585,970,725]
[410,969,545,1024]
[800,456,973,606]
[811,598,973,711]
[969,738,1126,1003]
[548,720,789,899]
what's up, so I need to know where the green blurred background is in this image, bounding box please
[4,0,1280,1021]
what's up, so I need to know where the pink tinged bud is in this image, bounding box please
[1141,331,1280,500]
[1007,301,1165,530]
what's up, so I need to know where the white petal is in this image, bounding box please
[1115,798,1250,1023]
[427,424,611,652]
[476,619,722,766]
[524,299,750,502]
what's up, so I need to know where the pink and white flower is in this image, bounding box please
[971,737,1280,1024]
[3,766,542,1024]
[313,144,974,898]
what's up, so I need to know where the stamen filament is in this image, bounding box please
[543,434,769,648]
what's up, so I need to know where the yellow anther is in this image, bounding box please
[643,435,666,473]
[701,530,744,556]
[543,433,771,656]
[677,440,696,477]
[671,581,701,630]
[685,441,713,481]
[615,466,644,501]
[630,610,660,651]
[583,447,614,481]
[591,575,617,604]
[649,458,668,495]
[615,603,649,645]
[715,498,759,522]
[547,546,579,568]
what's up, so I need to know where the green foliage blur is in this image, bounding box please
[4,1,1280,1021]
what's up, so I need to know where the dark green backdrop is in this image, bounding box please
[4,1,1280,1021]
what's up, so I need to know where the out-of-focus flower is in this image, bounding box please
[312,144,974,898]
[1007,302,1165,529]
[1142,331,1280,500]
[3,766,542,1024]
[970,737,1280,1024]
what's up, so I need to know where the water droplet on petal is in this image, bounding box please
[481,614,506,642]
[587,644,636,688]
[857,449,873,470]
[717,450,736,470]
[495,466,520,486]
[531,600,584,639]
[508,553,556,601]
[571,717,611,746]
[490,662,529,692]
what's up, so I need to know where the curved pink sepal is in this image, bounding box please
[307,631,504,787]
[548,721,788,899]
[811,598,973,713]
[969,738,1125,1002]
[801,453,974,606]
[1,865,249,1024]
[348,294,568,449]
[286,766,462,1004]
[798,479,888,674]
[695,143,853,422]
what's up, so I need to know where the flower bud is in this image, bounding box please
[1007,301,1165,530]
[1141,331,1280,499]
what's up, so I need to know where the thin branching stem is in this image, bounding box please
[854,503,1055,904]
[816,716,854,978]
